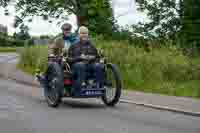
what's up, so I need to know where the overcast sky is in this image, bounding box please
[0,0,146,36]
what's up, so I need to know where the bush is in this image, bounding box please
[17,45,48,74]
[18,39,200,98]
[0,34,34,47]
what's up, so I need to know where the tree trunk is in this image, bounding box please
[76,15,88,27]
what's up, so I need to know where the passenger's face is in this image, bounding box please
[63,27,71,37]
[79,31,88,41]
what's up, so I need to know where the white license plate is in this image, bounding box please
[85,91,102,95]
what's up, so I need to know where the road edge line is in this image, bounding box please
[120,99,200,117]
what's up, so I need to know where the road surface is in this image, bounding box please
[0,53,200,133]
[0,53,18,63]
[0,78,200,133]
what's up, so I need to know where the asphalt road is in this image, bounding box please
[0,78,200,133]
[0,53,200,133]
[0,53,18,63]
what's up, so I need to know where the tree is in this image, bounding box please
[39,35,51,39]
[0,0,10,7]
[15,24,30,40]
[133,0,184,39]
[0,0,12,16]
[182,0,200,48]
[87,0,114,37]
[15,0,115,37]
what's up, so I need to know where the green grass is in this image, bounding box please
[17,45,48,75]
[17,63,36,75]
[17,39,200,99]
[0,47,18,52]
[129,80,200,98]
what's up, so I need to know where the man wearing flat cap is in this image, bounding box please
[49,23,79,56]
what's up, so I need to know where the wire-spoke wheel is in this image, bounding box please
[45,62,63,108]
[101,64,122,107]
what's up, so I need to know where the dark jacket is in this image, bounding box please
[68,40,100,63]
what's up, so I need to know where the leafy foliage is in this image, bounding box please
[15,0,115,37]
[0,0,11,16]
[182,0,200,48]
[0,37,26,47]
[0,0,10,7]
[87,0,114,37]
[14,24,31,40]
[134,0,183,39]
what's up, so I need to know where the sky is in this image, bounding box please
[0,0,147,36]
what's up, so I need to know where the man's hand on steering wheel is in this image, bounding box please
[80,54,96,63]
[81,54,94,60]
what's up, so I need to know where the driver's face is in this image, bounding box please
[79,31,88,41]
[63,28,71,37]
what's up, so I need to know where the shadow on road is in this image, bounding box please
[61,99,106,109]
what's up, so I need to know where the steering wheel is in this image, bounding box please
[80,54,96,63]
[81,54,95,60]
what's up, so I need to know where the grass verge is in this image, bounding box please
[0,47,18,52]
[17,40,200,99]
